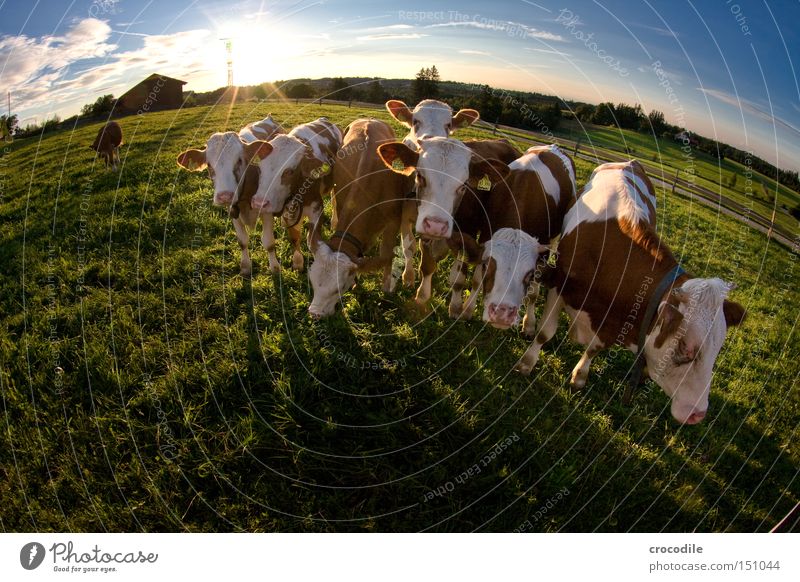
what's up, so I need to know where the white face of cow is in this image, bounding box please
[479,229,548,329]
[177,132,246,207]
[386,99,480,149]
[644,278,740,425]
[308,243,358,318]
[249,134,308,213]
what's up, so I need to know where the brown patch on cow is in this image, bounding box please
[723,300,746,327]
[618,217,675,264]
[653,301,685,349]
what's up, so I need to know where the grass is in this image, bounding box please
[0,101,797,532]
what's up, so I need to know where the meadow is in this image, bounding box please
[0,101,797,532]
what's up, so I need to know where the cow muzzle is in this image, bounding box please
[251,197,272,211]
[420,216,451,238]
[683,410,707,425]
[487,303,518,329]
[214,191,234,206]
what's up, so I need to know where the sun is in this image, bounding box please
[216,22,308,86]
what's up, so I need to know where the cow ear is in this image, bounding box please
[377,142,418,176]
[244,140,273,164]
[385,100,413,126]
[469,157,510,189]
[452,108,480,129]
[653,302,684,349]
[723,300,746,327]
[177,149,207,171]
[355,256,392,273]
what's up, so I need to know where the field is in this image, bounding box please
[0,101,797,532]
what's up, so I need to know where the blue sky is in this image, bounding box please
[1,0,798,171]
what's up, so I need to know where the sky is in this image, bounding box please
[1,0,799,171]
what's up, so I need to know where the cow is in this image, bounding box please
[385,99,480,148]
[516,160,746,425]
[307,118,415,318]
[376,137,520,307]
[454,144,578,332]
[90,121,123,170]
[176,115,286,275]
[243,117,342,272]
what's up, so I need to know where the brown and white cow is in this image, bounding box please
[456,144,578,332]
[176,115,285,274]
[377,137,519,306]
[516,160,746,425]
[90,121,123,170]
[385,99,480,148]
[307,118,415,318]
[244,117,342,271]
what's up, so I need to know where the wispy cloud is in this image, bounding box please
[699,87,800,137]
[525,47,571,57]
[630,22,680,38]
[358,24,414,32]
[426,19,566,42]
[459,49,491,56]
[357,33,428,41]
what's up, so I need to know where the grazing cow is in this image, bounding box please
[377,137,519,305]
[90,121,123,170]
[176,115,286,274]
[455,144,578,332]
[243,117,342,271]
[308,118,415,318]
[385,99,480,148]
[516,161,746,425]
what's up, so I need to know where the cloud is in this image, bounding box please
[459,50,491,56]
[525,47,571,57]
[359,24,414,32]
[631,22,680,38]
[426,19,566,41]
[357,33,428,41]
[698,87,800,137]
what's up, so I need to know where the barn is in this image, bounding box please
[116,73,187,115]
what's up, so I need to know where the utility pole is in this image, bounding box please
[220,38,233,87]
[7,91,9,117]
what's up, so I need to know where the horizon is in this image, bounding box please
[2,0,798,172]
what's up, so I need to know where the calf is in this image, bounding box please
[456,144,578,332]
[90,121,123,170]
[517,161,746,425]
[377,137,519,306]
[176,116,286,274]
[385,99,480,148]
[307,118,415,318]
[244,117,342,271]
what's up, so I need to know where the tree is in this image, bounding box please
[574,104,595,122]
[365,80,387,104]
[80,94,115,117]
[412,65,440,102]
[0,114,17,139]
[591,102,615,126]
[640,110,667,135]
[329,77,351,100]
[287,83,315,99]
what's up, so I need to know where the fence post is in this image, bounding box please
[671,168,680,194]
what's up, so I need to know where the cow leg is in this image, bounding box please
[232,218,252,277]
[570,340,604,390]
[521,281,542,338]
[415,239,446,305]
[304,201,323,250]
[515,287,563,375]
[260,214,280,273]
[400,220,416,287]
[460,263,483,320]
[380,223,400,293]
[288,223,304,271]
[448,256,470,318]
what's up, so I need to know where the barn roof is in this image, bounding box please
[118,73,187,98]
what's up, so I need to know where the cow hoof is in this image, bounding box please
[240,269,252,278]
[514,361,533,375]
[448,305,462,319]
[569,379,586,392]
[270,265,281,275]
[402,270,415,287]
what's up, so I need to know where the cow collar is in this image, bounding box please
[623,263,687,405]
[330,230,364,258]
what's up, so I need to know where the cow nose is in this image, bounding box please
[216,191,234,205]
[421,217,449,237]
[488,303,518,326]
[251,198,270,210]
[308,306,322,320]
[685,410,706,425]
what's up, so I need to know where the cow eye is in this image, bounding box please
[445,123,453,132]
[457,185,467,195]
[413,120,420,130]
[523,269,536,287]
[416,174,427,188]
[284,168,294,177]
[208,166,216,178]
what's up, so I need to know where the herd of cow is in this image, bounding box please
[91,99,745,425]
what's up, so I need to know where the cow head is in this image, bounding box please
[385,99,479,148]
[644,277,746,424]
[469,229,549,329]
[177,131,249,208]
[244,134,325,213]
[378,138,509,239]
[307,237,389,318]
